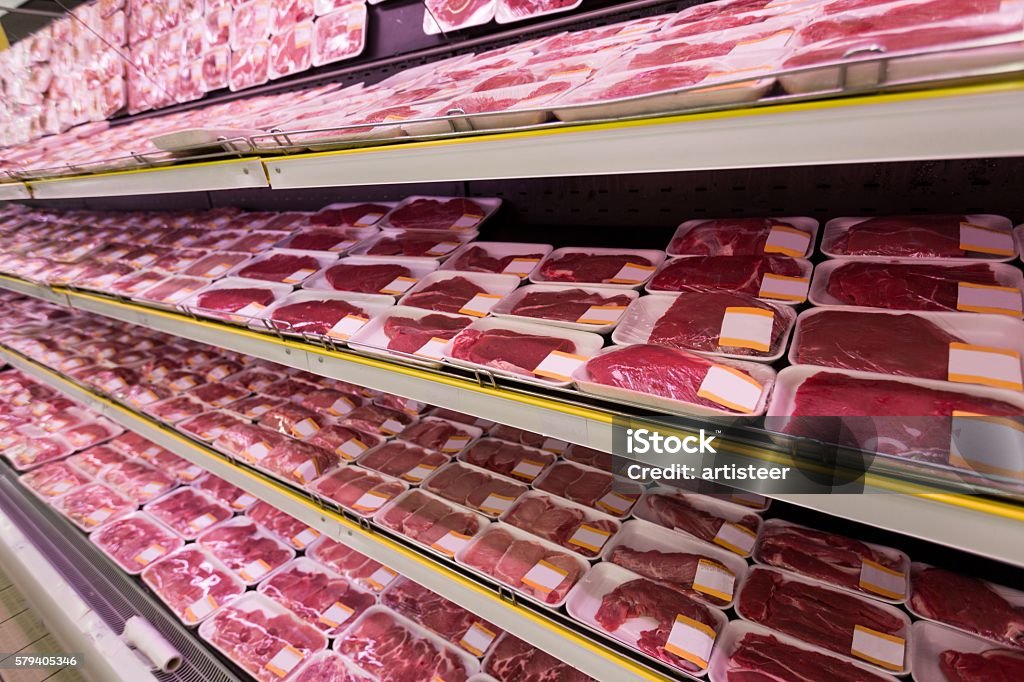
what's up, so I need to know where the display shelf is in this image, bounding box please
[2,276,1024,569]
[25,158,269,199]
[0,344,674,682]
[263,81,1024,188]
[0,182,31,200]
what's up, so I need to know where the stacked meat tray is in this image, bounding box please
[0,284,1022,681]
[3,0,1024,177]
[0,203,1020,494]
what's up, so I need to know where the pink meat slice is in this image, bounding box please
[386,198,488,231]
[92,515,184,573]
[403,276,487,314]
[463,529,580,604]
[825,262,1004,311]
[383,314,470,354]
[324,263,412,294]
[146,488,233,539]
[237,254,320,283]
[645,493,759,542]
[198,521,293,577]
[451,329,576,376]
[248,501,318,546]
[461,439,554,480]
[727,631,894,682]
[398,419,467,451]
[366,233,458,257]
[259,563,374,636]
[451,246,545,274]
[511,289,633,322]
[911,567,1024,649]
[270,299,366,335]
[650,255,805,294]
[649,292,787,356]
[486,633,595,681]
[610,546,730,605]
[540,252,653,283]
[284,229,360,252]
[671,218,810,256]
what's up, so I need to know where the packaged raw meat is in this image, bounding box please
[496,0,580,23]
[401,272,519,316]
[766,367,1024,467]
[309,202,393,229]
[229,40,270,91]
[259,440,339,486]
[707,620,899,682]
[381,196,500,232]
[136,276,211,307]
[142,546,247,625]
[443,242,551,278]
[184,279,292,324]
[258,557,374,636]
[19,461,90,500]
[353,229,476,261]
[579,344,776,416]
[99,460,178,503]
[908,562,1024,649]
[649,255,812,304]
[262,378,323,403]
[57,482,135,531]
[488,425,566,454]
[186,385,251,412]
[60,419,122,451]
[668,217,819,258]
[424,0,495,33]
[460,438,555,483]
[230,250,332,285]
[110,270,167,297]
[613,292,795,361]
[310,465,407,517]
[264,290,391,340]
[533,461,642,518]
[493,284,637,333]
[398,417,481,454]
[312,4,367,67]
[145,395,207,423]
[198,517,296,585]
[304,424,382,462]
[298,388,363,418]
[276,228,369,255]
[821,214,1016,261]
[375,489,488,558]
[90,512,184,575]
[199,592,327,681]
[811,259,1023,317]
[382,577,503,656]
[341,403,414,436]
[224,367,279,394]
[562,443,612,469]
[269,21,313,79]
[213,423,288,462]
[500,490,620,559]
[422,461,529,518]
[144,487,234,540]
[484,632,595,681]
[533,247,666,288]
[565,562,728,674]
[192,474,259,510]
[909,619,1024,682]
[306,536,399,592]
[307,258,436,296]
[248,501,321,550]
[291,651,374,682]
[260,402,328,438]
[348,306,473,367]
[335,607,479,682]
[373,393,427,416]
[4,433,73,471]
[632,488,762,557]
[230,0,270,50]
[737,566,911,674]
[356,441,450,483]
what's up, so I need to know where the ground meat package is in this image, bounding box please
[492,284,638,334]
[442,241,552,279]
[821,214,1016,262]
[668,217,819,258]
[181,278,293,325]
[532,247,666,288]
[303,256,438,297]
[380,196,501,232]
[263,289,393,341]
[565,561,728,674]
[142,545,247,626]
[736,566,912,675]
[348,305,474,368]
[375,488,489,559]
[632,487,763,557]
[909,619,1024,682]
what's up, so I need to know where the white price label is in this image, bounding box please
[502,258,540,277]
[851,625,905,672]
[180,465,204,481]
[338,438,368,460]
[85,507,114,527]
[184,595,218,623]
[443,434,470,453]
[326,314,369,341]
[697,365,764,414]
[292,459,320,484]
[190,513,219,532]
[415,336,450,360]
[355,211,385,227]
[380,418,404,435]
[245,442,272,462]
[859,560,907,600]
[133,544,167,566]
[283,268,316,284]
[596,491,636,516]
[478,493,516,515]
[141,482,166,496]
[163,285,200,304]
[203,261,234,278]
[764,224,811,258]
[533,350,588,383]
[352,490,390,513]
[541,438,567,454]
[366,566,397,590]
[426,241,461,256]
[758,273,809,302]
[947,342,1023,391]
[402,463,438,483]
[207,366,230,381]
[430,530,472,557]
[664,615,717,670]
[233,302,266,320]
[692,559,736,603]
[960,222,1015,257]
[577,305,626,325]
[291,418,321,439]
[510,459,546,482]
[458,293,503,317]
[318,601,355,629]
[291,528,320,549]
[265,645,304,678]
[609,262,656,285]
[328,239,357,253]
[957,282,1022,317]
[719,306,775,353]
[240,559,271,582]
[452,212,484,229]
[521,559,569,595]
[459,622,497,656]
[49,480,76,495]
[328,397,354,416]
[567,524,612,554]
[380,276,417,295]
[246,403,274,418]
[712,522,757,556]
[233,493,257,509]
[172,377,197,390]
[950,411,1024,482]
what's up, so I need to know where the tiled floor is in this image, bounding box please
[0,570,84,682]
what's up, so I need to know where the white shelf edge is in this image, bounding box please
[0,505,158,682]
[0,346,666,682]
[0,182,31,200]
[26,158,268,199]
[265,85,1024,189]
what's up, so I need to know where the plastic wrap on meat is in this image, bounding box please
[562,444,612,469]
[382,577,502,654]
[398,419,472,452]
[214,423,288,461]
[194,286,277,316]
[609,546,732,606]
[100,460,177,503]
[670,218,812,256]
[230,40,270,91]
[404,276,488,314]
[298,389,362,418]
[67,445,129,477]
[263,378,321,402]
[382,313,471,354]
[187,384,251,411]
[511,288,632,323]
[940,648,1024,681]
[259,559,374,636]
[911,566,1024,648]
[486,633,595,681]
[359,442,449,481]
[91,513,184,574]
[293,651,374,682]
[377,490,484,548]
[310,203,391,229]
[8,435,74,471]
[488,425,550,449]
[498,0,576,21]
[782,372,1022,464]
[341,404,413,436]
[386,198,490,232]
[365,231,463,258]
[226,368,279,393]
[230,0,270,49]
[248,501,321,549]
[829,215,987,258]
[540,252,654,284]
[451,245,545,274]
[142,547,246,624]
[237,253,321,284]
[193,474,258,510]
[305,425,381,461]
[311,466,405,515]
[451,328,576,377]
[825,262,1005,311]
[272,0,314,26]
[145,487,234,540]
[269,21,313,79]
[269,297,367,336]
[324,262,415,294]
[57,483,135,530]
[534,462,624,509]
[424,0,493,32]
[643,492,758,545]
[61,419,121,450]
[504,494,616,558]
[261,403,326,438]
[462,439,554,481]
[147,396,206,424]
[198,519,295,584]
[726,630,895,681]
[649,292,789,357]
[423,463,527,513]
[261,440,338,486]
[307,537,398,591]
[462,527,581,604]
[20,462,90,499]
[313,4,366,66]
[651,256,804,295]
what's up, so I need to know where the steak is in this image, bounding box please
[145,488,233,540]
[382,577,502,651]
[57,483,135,530]
[450,328,576,377]
[258,560,374,636]
[782,372,1022,464]
[398,418,472,451]
[270,298,366,335]
[423,462,527,513]
[358,442,449,480]
[386,198,489,231]
[462,527,582,604]
[366,232,462,258]
[307,538,396,592]
[825,262,1003,311]
[539,252,654,284]
[337,610,470,682]
[377,490,484,545]
[450,245,546,275]
[403,276,487,313]
[341,404,412,435]
[650,256,804,295]
[311,467,405,514]
[193,474,257,510]
[504,494,616,557]
[649,292,788,356]
[590,64,713,101]
[609,546,731,606]
[739,569,905,661]
[311,203,391,228]
[643,493,759,544]
[99,460,176,503]
[237,253,321,283]
[282,229,361,252]
[670,218,811,256]
[486,633,595,681]
[324,263,413,294]
[511,289,632,322]
[795,310,962,379]
[726,631,893,682]
[19,461,89,499]
[911,567,1024,648]
[830,215,978,258]
[141,547,245,624]
[535,462,620,509]
[198,519,294,583]
[91,513,184,574]
[940,649,1024,682]
[461,438,555,481]
[248,501,320,549]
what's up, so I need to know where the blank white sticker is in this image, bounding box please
[245,442,272,461]
[713,522,757,556]
[181,465,204,480]
[859,560,907,599]
[240,559,271,582]
[851,625,905,671]
[458,293,503,317]
[172,377,197,390]
[577,305,626,325]
[283,268,316,284]
[414,336,450,360]
[133,544,167,566]
[950,411,1024,482]
[190,513,218,532]
[328,397,354,416]
[381,418,404,435]
[338,439,368,460]
[567,524,612,553]
[352,490,390,512]
[541,438,568,454]
[534,350,588,383]
[692,559,736,602]
[141,482,166,496]
[326,315,369,341]
[520,560,568,594]
[292,459,319,484]
[291,418,321,439]
[233,493,257,509]
[427,241,461,256]
[443,435,470,453]
[380,276,417,295]
[459,622,497,656]
[948,342,1023,391]
[697,365,764,414]
[265,645,304,678]
[758,273,809,302]
[502,258,540,277]
[764,225,811,257]
[367,566,397,590]
[234,302,266,319]
[402,463,438,483]
[184,595,217,622]
[596,492,635,516]
[960,222,1015,257]
[318,602,355,628]
[355,211,385,227]
[208,366,230,380]
[664,615,717,669]
[511,459,546,481]
[431,530,472,557]
[49,480,76,495]
[719,307,775,353]
[292,528,320,549]
[957,282,1023,317]
[609,262,656,284]
[203,261,234,277]
[328,239,357,253]
[85,507,114,526]
[453,213,484,229]
[479,493,515,515]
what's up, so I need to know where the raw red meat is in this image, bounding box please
[193,474,258,510]
[226,231,284,254]
[299,389,362,417]
[504,494,616,557]
[403,276,487,314]
[272,0,314,30]
[341,404,412,436]
[382,578,502,652]
[61,420,120,449]
[248,501,320,549]
[337,610,470,682]
[609,546,731,606]
[231,0,270,49]
[142,547,246,624]
[311,466,405,515]
[20,462,90,499]
[383,313,470,354]
[739,569,906,662]
[366,232,462,258]
[726,631,894,682]
[941,648,1024,681]
[539,252,654,284]
[451,328,576,377]
[236,253,321,283]
[511,289,632,323]
[670,218,811,256]
[651,256,804,295]
[596,63,715,100]
[259,560,374,636]
[649,293,788,357]
[398,419,472,452]
[586,344,763,413]
[214,423,288,460]
[423,462,527,513]
[797,0,1004,46]
[462,439,554,481]
[385,198,489,231]
[145,487,234,539]
[68,445,128,476]
[91,513,184,573]
[911,567,1024,648]
[198,519,294,583]
[310,203,391,228]
[281,229,361,252]
[261,403,325,437]
[57,483,135,530]
[486,633,595,681]
[795,310,962,379]
[201,595,326,682]
[535,462,623,509]
[782,372,1022,464]
[499,0,575,20]
[307,538,396,591]
[451,246,545,274]
[830,215,980,258]
[377,490,484,546]
[270,297,366,335]
[293,652,373,682]
[358,442,449,481]
[324,263,414,294]
[261,440,338,485]
[269,21,312,79]
[313,4,365,66]
[226,368,279,393]
[195,287,277,314]
[99,460,177,503]
[825,262,1006,311]
[563,444,612,469]
[148,396,207,423]
[644,492,759,545]
[306,425,380,460]
[462,527,581,604]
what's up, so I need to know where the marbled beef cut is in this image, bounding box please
[450,328,575,376]
[511,289,632,322]
[270,298,366,335]
[540,252,653,284]
[670,218,811,256]
[324,263,413,294]
[386,197,488,231]
[383,314,471,354]
[236,253,320,283]
[825,262,1004,311]
[650,256,804,295]
[911,567,1024,648]
[726,631,894,682]
[649,292,788,356]
[940,648,1024,682]
[403,276,486,313]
